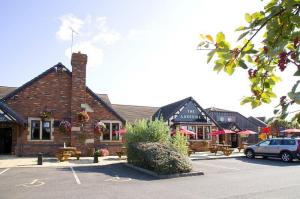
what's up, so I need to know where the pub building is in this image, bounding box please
[0,52,126,156]
[152,97,221,151]
[0,52,266,156]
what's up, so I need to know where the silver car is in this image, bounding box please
[244,138,300,162]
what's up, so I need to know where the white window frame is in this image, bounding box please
[27,117,54,141]
[99,120,122,141]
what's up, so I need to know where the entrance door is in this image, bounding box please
[0,128,12,154]
[231,134,238,148]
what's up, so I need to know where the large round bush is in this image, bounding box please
[127,142,192,175]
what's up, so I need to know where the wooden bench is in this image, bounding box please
[56,151,72,162]
[223,148,234,156]
[56,147,81,161]
[208,146,218,154]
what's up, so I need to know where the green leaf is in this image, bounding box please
[207,50,216,63]
[235,26,247,31]
[264,82,270,88]
[238,60,248,69]
[251,100,261,108]
[216,32,225,43]
[273,109,279,114]
[294,70,300,76]
[245,55,253,62]
[241,97,253,105]
[213,63,224,72]
[237,31,250,41]
[245,13,252,23]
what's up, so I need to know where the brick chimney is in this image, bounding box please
[70,52,88,146]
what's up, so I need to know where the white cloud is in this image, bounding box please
[56,14,84,41]
[92,17,120,45]
[65,41,103,70]
[56,14,120,69]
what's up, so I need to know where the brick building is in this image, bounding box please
[0,52,125,156]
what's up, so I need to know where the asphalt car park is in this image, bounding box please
[1,158,300,199]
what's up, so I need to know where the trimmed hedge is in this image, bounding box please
[127,142,192,175]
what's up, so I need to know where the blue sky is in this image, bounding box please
[1,0,299,118]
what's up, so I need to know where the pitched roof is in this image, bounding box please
[248,116,267,127]
[0,63,125,123]
[112,104,159,123]
[205,107,235,113]
[218,122,241,131]
[0,86,17,99]
[0,101,26,125]
[153,97,191,120]
[153,97,221,128]
[97,94,112,107]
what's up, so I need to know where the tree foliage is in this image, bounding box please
[199,0,300,119]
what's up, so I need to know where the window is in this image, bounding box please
[197,126,203,139]
[31,120,40,140]
[282,139,296,145]
[259,140,271,146]
[204,126,210,139]
[42,121,51,140]
[270,139,282,145]
[103,123,111,140]
[100,121,121,141]
[112,123,120,140]
[29,118,53,141]
[219,116,224,122]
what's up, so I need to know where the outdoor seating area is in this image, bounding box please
[208,144,234,156]
[55,147,82,162]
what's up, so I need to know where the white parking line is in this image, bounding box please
[196,162,240,171]
[0,168,10,175]
[70,167,81,185]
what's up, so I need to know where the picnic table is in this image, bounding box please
[237,143,249,152]
[56,147,81,162]
[209,144,234,156]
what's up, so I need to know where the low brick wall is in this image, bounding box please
[189,140,211,152]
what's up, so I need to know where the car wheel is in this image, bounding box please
[281,152,292,162]
[245,149,255,159]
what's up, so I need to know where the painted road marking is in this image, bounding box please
[70,166,81,185]
[104,175,132,182]
[0,168,10,175]
[197,162,240,171]
[17,179,45,188]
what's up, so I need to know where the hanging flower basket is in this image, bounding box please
[94,121,106,134]
[40,111,52,120]
[59,120,71,134]
[77,111,89,123]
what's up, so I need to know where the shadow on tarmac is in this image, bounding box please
[236,156,300,167]
[56,163,158,181]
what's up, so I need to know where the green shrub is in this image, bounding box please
[125,119,170,147]
[172,132,188,156]
[128,142,192,175]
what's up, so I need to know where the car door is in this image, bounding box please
[255,140,271,155]
[268,139,282,156]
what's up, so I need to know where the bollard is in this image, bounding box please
[93,152,99,163]
[37,153,43,165]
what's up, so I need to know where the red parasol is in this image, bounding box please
[238,130,258,135]
[171,128,196,136]
[280,128,300,133]
[208,129,235,136]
